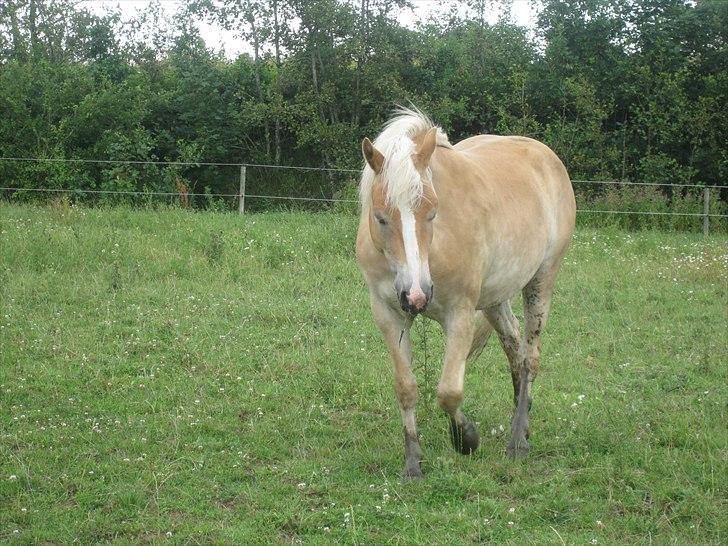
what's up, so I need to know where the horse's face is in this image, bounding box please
[362,130,438,315]
[369,185,438,315]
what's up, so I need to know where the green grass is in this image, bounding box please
[1,203,726,544]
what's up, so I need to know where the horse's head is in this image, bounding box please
[361,127,439,315]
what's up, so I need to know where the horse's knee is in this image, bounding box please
[395,377,417,409]
[437,385,463,414]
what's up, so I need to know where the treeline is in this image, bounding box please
[0,0,726,219]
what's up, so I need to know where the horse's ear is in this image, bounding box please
[414,127,437,168]
[362,138,385,174]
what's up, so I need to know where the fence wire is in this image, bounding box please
[0,156,361,172]
[2,186,725,218]
[1,157,727,220]
[0,156,725,188]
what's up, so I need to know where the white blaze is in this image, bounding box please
[399,207,422,294]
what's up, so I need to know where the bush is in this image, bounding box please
[574,184,726,233]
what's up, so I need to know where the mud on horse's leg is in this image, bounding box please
[507,272,557,459]
[484,301,522,405]
[485,301,530,457]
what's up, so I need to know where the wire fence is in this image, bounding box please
[1,157,727,233]
[0,156,361,172]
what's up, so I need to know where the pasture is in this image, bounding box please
[1,203,726,544]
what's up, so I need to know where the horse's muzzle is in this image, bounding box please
[399,286,432,315]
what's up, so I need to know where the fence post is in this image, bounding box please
[703,187,710,236]
[238,165,246,214]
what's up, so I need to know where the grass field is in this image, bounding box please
[1,203,726,544]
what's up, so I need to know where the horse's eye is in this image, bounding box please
[375,214,387,226]
[427,211,437,221]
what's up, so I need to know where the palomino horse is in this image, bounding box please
[356,107,575,479]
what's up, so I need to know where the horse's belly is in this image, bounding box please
[476,254,543,308]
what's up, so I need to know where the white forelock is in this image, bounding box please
[360,106,451,210]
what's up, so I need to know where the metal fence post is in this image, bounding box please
[239,165,246,214]
[703,187,710,236]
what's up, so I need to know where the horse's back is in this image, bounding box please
[455,135,571,192]
[451,134,575,240]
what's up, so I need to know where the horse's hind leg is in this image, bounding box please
[484,301,523,407]
[508,262,561,458]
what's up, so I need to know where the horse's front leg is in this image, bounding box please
[370,297,422,479]
[437,310,480,455]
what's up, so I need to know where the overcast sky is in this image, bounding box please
[79,0,539,58]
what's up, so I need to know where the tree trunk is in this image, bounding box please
[316,46,338,124]
[310,43,326,123]
[29,0,39,61]
[8,5,26,62]
[273,0,282,164]
[353,0,368,126]
[248,14,271,158]
[620,114,628,181]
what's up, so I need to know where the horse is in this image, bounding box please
[355,107,576,479]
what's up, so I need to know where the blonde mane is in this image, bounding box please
[359,106,452,210]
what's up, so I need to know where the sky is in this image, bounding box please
[79,0,539,58]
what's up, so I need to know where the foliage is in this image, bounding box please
[0,0,726,215]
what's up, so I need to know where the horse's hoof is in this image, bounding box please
[506,437,530,459]
[401,464,423,481]
[449,417,480,455]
